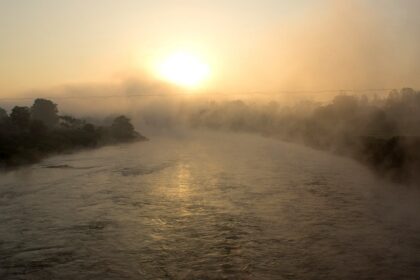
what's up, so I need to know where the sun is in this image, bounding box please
[156,51,210,88]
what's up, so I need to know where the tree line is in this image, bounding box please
[0,98,146,168]
[185,88,420,184]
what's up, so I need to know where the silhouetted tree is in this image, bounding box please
[29,120,47,137]
[59,115,84,129]
[331,95,359,120]
[31,98,59,128]
[10,106,30,129]
[28,120,49,151]
[0,107,7,121]
[366,109,397,138]
[0,100,146,168]
[111,115,136,140]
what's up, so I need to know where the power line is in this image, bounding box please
[224,88,394,95]
[0,93,180,101]
[0,88,396,101]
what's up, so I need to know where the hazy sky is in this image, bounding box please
[1,0,419,96]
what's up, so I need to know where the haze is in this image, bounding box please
[1,0,420,96]
[1,1,420,279]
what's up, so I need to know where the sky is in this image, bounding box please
[1,0,420,97]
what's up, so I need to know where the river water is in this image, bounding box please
[0,131,419,279]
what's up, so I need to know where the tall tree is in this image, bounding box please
[111,115,136,140]
[10,106,31,129]
[0,107,7,121]
[31,98,59,128]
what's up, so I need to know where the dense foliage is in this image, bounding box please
[0,99,146,168]
[185,88,420,184]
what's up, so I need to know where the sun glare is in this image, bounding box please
[156,51,210,88]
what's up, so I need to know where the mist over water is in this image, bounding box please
[4,84,420,184]
[1,131,419,279]
[1,1,420,279]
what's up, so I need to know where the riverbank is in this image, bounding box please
[0,99,147,169]
[356,136,420,184]
[184,89,420,185]
[0,134,147,170]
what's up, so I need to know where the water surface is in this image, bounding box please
[1,131,419,279]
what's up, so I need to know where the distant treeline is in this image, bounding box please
[185,88,420,184]
[0,98,146,168]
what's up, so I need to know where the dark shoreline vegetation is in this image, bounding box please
[1,88,419,185]
[0,98,147,168]
[184,88,420,185]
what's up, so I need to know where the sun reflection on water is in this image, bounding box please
[176,164,192,199]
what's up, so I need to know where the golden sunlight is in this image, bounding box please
[156,51,210,88]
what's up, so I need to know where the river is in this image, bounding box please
[0,131,419,279]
